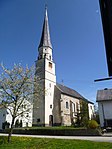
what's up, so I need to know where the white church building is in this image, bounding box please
[32,8,94,126]
[0,8,94,129]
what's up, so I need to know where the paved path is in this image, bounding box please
[0,133,112,143]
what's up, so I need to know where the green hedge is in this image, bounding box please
[3,128,102,136]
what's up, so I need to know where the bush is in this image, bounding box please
[80,117,89,127]
[88,120,99,129]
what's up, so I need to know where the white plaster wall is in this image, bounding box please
[20,100,33,127]
[88,103,94,120]
[45,81,55,125]
[0,100,33,129]
[44,58,56,125]
[34,55,56,125]
[45,59,55,75]
[98,101,112,127]
[6,108,12,127]
[20,107,33,127]
[98,102,104,127]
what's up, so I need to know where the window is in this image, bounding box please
[66,102,69,109]
[72,103,75,112]
[44,54,46,58]
[49,83,51,87]
[50,105,52,109]
[22,104,26,109]
[26,122,28,127]
[26,113,29,117]
[90,106,92,110]
[37,118,40,122]
[49,62,52,68]
[49,55,51,60]
[74,103,76,112]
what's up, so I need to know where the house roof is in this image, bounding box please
[88,101,94,104]
[96,88,112,102]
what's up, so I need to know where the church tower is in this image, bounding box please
[33,7,56,126]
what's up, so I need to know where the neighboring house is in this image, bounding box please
[33,7,94,126]
[96,88,112,128]
[0,100,33,129]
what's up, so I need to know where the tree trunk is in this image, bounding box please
[8,117,15,143]
[8,127,13,143]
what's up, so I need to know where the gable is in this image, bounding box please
[97,89,112,102]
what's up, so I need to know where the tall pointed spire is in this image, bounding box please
[38,6,52,49]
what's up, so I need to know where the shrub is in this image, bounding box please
[80,116,89,127]
[88,120,99,129]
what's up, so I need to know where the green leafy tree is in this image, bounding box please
[76,100,89,127]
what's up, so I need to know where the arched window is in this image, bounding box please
[49,55,51,60]
[66,101,69,109]
[49,83,51,87]
[72,103,75,112]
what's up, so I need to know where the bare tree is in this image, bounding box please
[0,63,41,142]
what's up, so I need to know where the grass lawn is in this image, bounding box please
[0,136,112,149]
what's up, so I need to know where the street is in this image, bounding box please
[0,133,112,143]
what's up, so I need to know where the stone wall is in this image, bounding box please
[61,94,80,126]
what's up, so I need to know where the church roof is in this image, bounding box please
[56,83,87,100]
[96,88,112,102]
[38,7,52,49]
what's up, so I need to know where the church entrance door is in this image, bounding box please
[49,115,53,126]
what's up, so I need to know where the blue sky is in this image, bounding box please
[0,0,111,103]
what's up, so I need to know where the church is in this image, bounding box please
[33,7,94,126]
[0,7,94,129]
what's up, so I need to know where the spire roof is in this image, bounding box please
[38,7,52,49]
